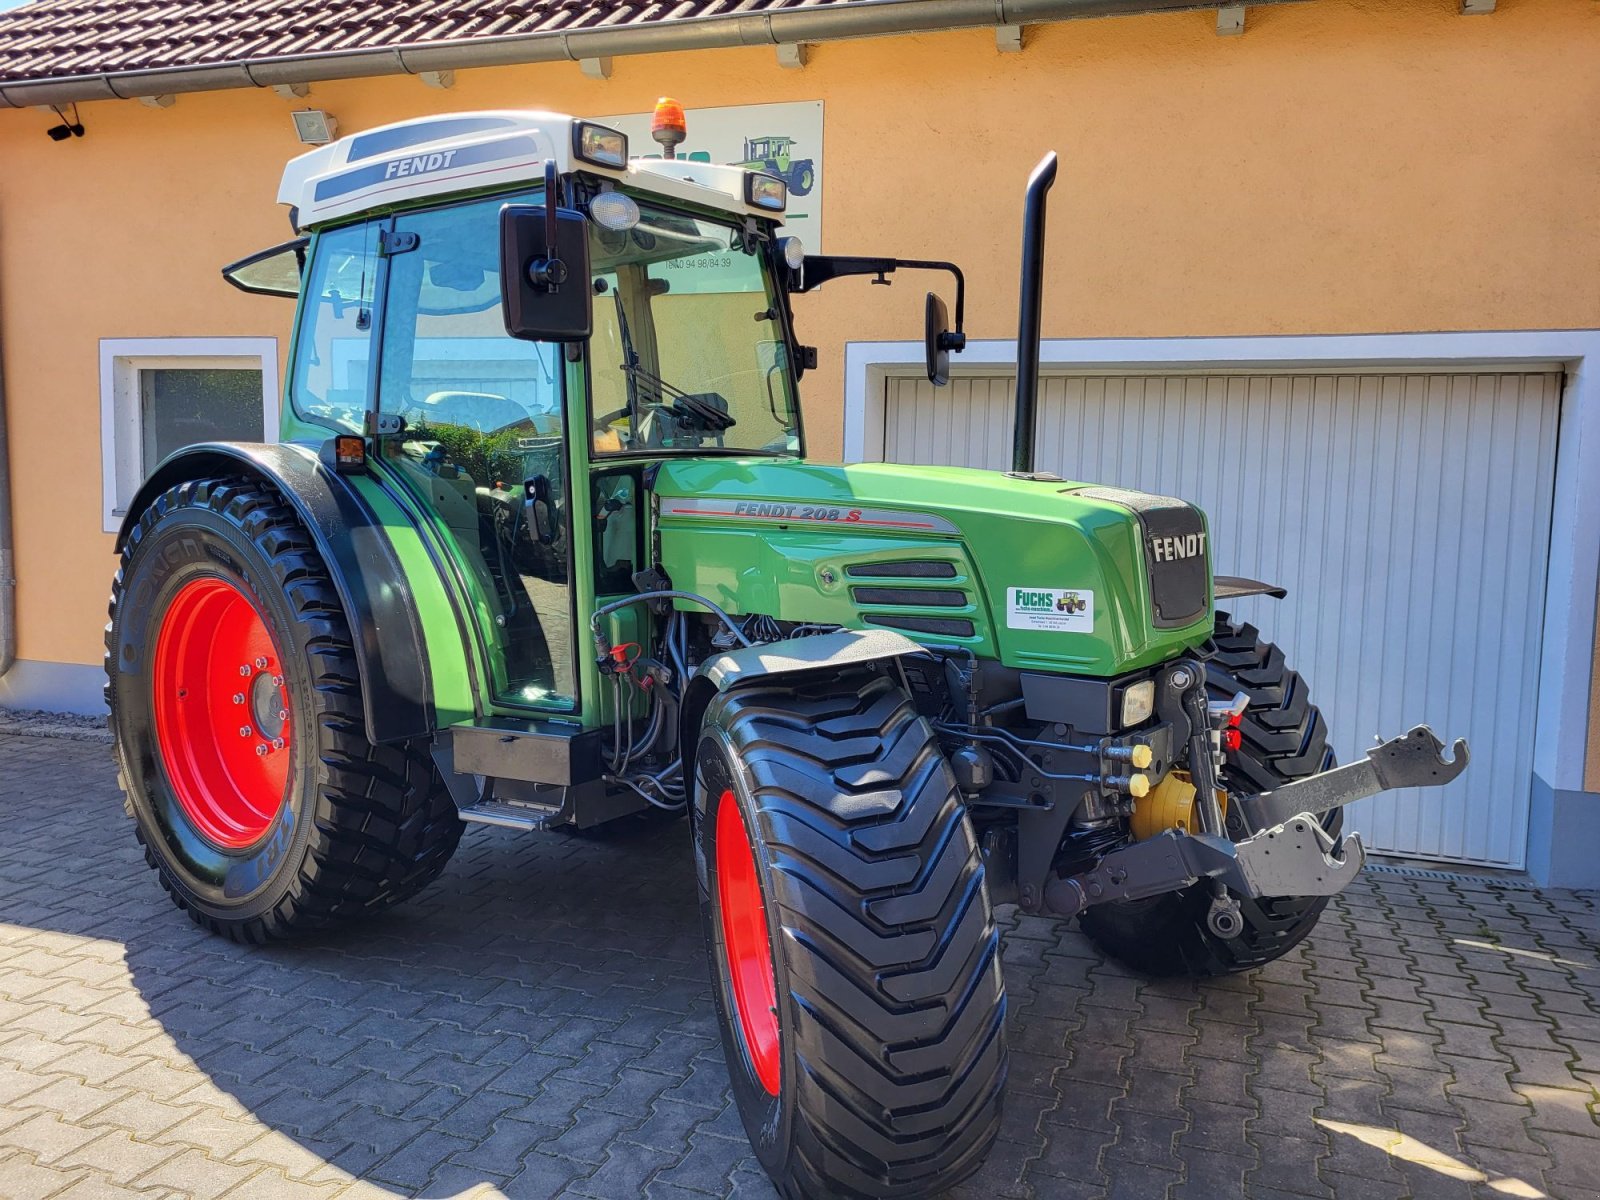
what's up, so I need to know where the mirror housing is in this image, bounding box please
[925,292,953,387]
[524,475,557,544]
[500,200,592,343]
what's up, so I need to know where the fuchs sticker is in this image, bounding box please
[1007,588,1094,633]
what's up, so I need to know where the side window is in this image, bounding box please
[290,222,379,431]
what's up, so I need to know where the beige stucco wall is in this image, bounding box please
[0,0,1597,736]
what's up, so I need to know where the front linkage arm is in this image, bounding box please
[1044,725,1469,923]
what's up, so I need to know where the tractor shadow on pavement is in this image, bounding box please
[0,734,1592,1199]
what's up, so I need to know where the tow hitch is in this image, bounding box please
[1044,725,1469,922]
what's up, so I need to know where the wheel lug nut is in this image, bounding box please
[239,664,251,677]
[239,726,252,738]
[232,693,245,705]
[255,744,268,756]
[276,709,288,722]
[272,675,284,687]
[255,657,269,670]
[271,738,285,751]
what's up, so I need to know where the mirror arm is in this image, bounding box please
[528,161,569,291]
[794,255,966,346]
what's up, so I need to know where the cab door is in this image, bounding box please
[372,194,578,711]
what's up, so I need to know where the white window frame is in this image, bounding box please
[99,337,280,534]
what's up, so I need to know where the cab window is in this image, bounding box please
[289,221,379,431]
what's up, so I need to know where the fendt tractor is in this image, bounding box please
[106,100,1469,1198]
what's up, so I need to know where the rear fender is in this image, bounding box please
[117,441,473,744]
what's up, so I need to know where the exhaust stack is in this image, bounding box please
[1011,152,1058,475]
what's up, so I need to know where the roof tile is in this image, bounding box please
[1,0,865,84]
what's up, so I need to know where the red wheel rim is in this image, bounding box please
[715,789,781,1096]
[151,577,292,850]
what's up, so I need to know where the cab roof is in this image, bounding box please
[278,109,780,229]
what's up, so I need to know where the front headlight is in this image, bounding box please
[1119,680,1156,728]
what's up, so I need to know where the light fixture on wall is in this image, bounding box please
[291,109,338,145]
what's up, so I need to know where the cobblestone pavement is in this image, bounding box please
[1,733,1598,1200]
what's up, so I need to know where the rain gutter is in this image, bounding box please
[0,0,1302,108]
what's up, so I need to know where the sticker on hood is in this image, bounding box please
[1007,588,1094,633]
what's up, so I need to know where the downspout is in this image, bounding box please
[0,285,13,681]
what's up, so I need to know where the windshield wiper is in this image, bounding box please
[619,362,737,432]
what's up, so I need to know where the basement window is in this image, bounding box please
[99,338,279,533]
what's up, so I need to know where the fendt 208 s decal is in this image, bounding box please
[662,495,959,532]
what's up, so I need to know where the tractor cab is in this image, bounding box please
[234,106,810,715]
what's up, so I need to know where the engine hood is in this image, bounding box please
[652,458,1213,676]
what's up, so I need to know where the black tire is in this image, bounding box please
[693,670,1006,1199]
[106,477,462,943]
[1078,612,1339,978]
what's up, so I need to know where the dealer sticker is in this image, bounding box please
[1007,588,1095,633]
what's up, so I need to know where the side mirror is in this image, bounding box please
[925,292,952,386]
[501,200,592,343]
[524,475,557,544]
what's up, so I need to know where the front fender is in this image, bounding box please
[677,628,923,804]
[119,441,468,744]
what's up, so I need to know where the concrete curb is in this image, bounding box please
[0,708,113,744]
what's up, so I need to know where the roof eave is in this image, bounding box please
[0,0,1303,109]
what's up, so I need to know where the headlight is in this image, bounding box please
[1119,680,1156,728]
[779,235,805,270]
[589,190,640,232]
[572,121,628,169]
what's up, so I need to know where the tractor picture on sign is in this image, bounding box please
[734,134,815,195]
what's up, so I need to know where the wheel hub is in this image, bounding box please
[151,577,292,849]
[715,790,781,1097]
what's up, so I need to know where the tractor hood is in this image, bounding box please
[653,459,1213,676]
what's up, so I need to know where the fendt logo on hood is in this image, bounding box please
[1149,532,1207,563]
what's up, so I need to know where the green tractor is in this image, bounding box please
[105,107,1466,1199]
[736,133,815,196]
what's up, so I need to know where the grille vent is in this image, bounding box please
[845,560,957,579]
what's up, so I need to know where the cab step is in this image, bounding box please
[456,797,563,831]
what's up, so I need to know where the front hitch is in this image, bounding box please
[1233,725,1469,832]
[1043,725,1468,923]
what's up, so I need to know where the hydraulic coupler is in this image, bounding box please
[1044,725,1469,922]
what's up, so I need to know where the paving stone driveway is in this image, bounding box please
[1,732,1598,1200]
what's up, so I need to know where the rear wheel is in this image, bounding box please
[694,670,1006,1199]
[106,477,462,943]
[1078,613,1339,977]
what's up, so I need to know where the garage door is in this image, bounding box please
[882,370,1562,869]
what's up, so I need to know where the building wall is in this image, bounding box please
[0,0,1597,767]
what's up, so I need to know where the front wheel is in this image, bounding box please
[106,477,462,943]
[1078,613,1339,977]
[694,670,1006,1199]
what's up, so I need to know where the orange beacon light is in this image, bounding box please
[651,96,687,159]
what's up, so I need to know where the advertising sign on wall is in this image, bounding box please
[599,100,824,250]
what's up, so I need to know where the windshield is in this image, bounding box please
[588,203,801,457]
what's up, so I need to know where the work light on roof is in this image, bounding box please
[573,121,628,169]
[745,172,786,213]
[779,236,805,270]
